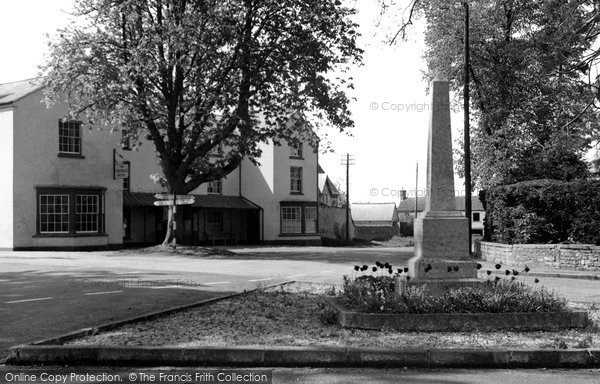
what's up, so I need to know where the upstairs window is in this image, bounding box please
[121,129,131,151]
[207,179,222,195]
[290,166,303,194]
[290,142,303,158]
[58,120,82,155]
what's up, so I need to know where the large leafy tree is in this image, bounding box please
[380,0,600,188]
[43,0,362,245]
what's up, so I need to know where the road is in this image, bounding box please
[1,245,600,376]
[0,246,404,359]
[0,367,598,384]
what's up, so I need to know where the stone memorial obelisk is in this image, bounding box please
[407,78,477,284]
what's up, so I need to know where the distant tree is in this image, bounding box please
[379,0,600,188]
[43,0,362,245]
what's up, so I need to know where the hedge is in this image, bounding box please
[480,179,600,245]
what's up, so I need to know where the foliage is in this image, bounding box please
[481,179,600,244]
[42,0,361,244]
[339,274,567,314]
[380,0,600,188]
[43,0,362,185]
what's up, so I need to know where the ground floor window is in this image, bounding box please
[37,187,105,235]
[207,211,224,233]
[305,206,317,233]
[39,195,69,234]
[280,202,318,235]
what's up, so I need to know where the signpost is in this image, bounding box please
[153,194,196,247]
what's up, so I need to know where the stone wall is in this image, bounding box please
[319,205,355,240]
[476,241,600,271]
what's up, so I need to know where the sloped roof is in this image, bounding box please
[124,192,260,210]
[318,173,339,196]
[0,78,44,106]
[351,203,398,223]
[397,196,483,212]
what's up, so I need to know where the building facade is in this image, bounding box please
[0,79,320,249]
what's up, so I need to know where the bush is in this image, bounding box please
[339,275,568,314]
[481,179,600,245]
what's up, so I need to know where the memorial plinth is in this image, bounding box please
[406,79,477,286]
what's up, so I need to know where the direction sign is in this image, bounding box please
[154,193,195,200]
[153,198,195,206]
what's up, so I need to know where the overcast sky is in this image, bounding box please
[0,0,468,204]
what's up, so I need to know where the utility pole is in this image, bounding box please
[414,162,419,219]
[341,153,355,241]
[463,1,473,254]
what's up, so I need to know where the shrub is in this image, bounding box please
[481,179,600,245]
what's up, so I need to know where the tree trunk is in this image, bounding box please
[161,205,174,247]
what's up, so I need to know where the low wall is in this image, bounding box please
[476,241,600,271]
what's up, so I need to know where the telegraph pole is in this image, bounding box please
[463,1,472,253]
[341,153,355,241]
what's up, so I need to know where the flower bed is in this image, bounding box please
[328,262,589,331]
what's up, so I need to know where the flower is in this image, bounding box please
[397,268,403,274]
[403,268,409,273]
[534,278,540,283]
[511,276,516,281]
[495,276,501,282]
[354,265,360,271]
[476,263,482,270]
[505,270,510,276]
[384,263,390,269]
[512,270,519,276]
[362,265,368,271]
[495,264,502,270]
[376,261,382,268]
[447,266,452,272]
[372,266,377,273]
[388,268,393,275]
[453,266,459,272]
[486,270,492,276]
[406,276,411,281]
[524,266,531,273]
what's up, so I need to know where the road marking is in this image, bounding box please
[204,281,231,285]
[286,274,306,278]
[248,278,272,282]
[84,290,123,296]
[5,297,53,304]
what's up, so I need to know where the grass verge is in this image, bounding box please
[67,283,599,350]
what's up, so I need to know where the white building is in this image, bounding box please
[0,79,320,249]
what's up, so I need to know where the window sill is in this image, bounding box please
[289,156,304,160]
[58,153,85,159]
[33,233,108,238]
[290,192,304,195]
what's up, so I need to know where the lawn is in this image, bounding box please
[68,283,600,350]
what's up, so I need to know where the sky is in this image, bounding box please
[0,0,468,205]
